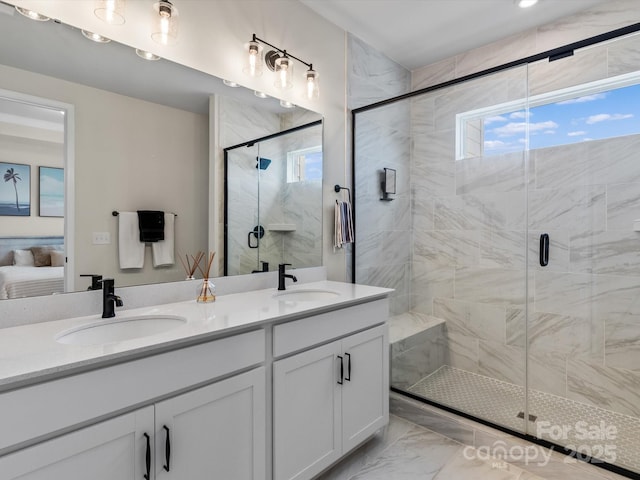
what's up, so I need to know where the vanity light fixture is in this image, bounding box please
[254,90,268,99]
[223,79,240,87]
[14,6,50,21]
[280,100,295,109]
[243,34,320,99]
[152,0,179,45]
[81,30,111,43]
[517,0,538,7]
[135,48,161,61]
[94,0,126,25]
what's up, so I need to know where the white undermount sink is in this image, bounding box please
[273,288,341,302]
[55,315,187,346]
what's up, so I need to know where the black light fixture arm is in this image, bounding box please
[251,33,313,69]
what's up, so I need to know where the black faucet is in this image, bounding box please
[278,263,298,291]
[252,261,269,274]
[80,274,103,291]
[101,278,123,318]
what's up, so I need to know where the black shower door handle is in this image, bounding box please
[540,233,549,267]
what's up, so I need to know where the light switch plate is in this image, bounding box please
[92,232,111,245]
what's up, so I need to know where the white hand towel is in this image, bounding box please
[118,212,145,269]
[152,213,175,267]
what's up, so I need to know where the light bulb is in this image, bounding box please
[518,0,538,7]
[152,1,178,45]
[306,69,319,99]
[274,56,293,89]
[95,0,126,25]
[243,40,263,76]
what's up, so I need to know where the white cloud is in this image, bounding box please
[557,93,607,105]
[543,130,556,135]
[509,111,531,120]
[567,131,587,137]
[492,120,559,137]
[484,115,508,124]
[586,113,633,124]
[484,140,509,149]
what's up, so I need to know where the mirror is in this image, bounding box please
[0,1,323,300]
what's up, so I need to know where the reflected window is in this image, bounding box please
[286,146,322,183]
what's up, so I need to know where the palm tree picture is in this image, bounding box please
[0,162,30,216]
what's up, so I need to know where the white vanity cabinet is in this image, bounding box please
[0,406,155,480]
[154,367,266,480]
[272,299,389,480]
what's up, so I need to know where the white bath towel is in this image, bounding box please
[152,213,175,267]
[118,212,145,269]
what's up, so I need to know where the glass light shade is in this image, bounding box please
[280,100,295,109]
[274,56,293,90]
[254,91,268,99]
[152,1,179,45]
[305,69,319,99]
[94,0,126,25]
[243,41,263,76]
[223,79,240,87]
[135,49,161,61]
[15,6,50,21]
[81,30,111,43]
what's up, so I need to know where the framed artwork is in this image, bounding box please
[0,162,30,216]
[39,167,64,217]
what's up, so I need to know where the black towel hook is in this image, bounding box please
[334,185,351,203]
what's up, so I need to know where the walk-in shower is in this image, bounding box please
[353,25,640,477]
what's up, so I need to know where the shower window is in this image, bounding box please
[457,71,640,159]
[286,146,322,183]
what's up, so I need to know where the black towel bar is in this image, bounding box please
[112,211,177,217]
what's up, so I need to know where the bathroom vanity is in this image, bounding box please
[0,281,391,480]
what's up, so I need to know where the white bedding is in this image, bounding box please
[0,266,64,300]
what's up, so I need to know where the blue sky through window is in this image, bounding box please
[483,83,640,155]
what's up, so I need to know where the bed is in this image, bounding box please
[0,236,65,300]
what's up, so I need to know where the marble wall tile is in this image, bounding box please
[412,57,456,91]
[454,266,526,306]
[505,308,525,348]
[411,183,435,232]
[608,33,640,77]
[434,297,506,344]
[445,331,479,373]
[536,0,639,53]
[528,48,608,96]
[567,358,640,417]
[590,134,640,185]
[412,129,456,198]
[355,231,384,272]
[605,316,640,371]
[391,336,446,389]
[535,270,640,319]
[528,312,593,357]
[414,230,479,266]
[455,30,536,78]
[456,152,526,195]
[607,183,640,231]
[479,230,526,269]
[532,142,591,190]
[479,339,525,385]
[570,231,640,276]
[357,262,409,299]
[528,350,567,397]
[527,185,607,236]
[434,194,508,230]
[410,94,436,134]
[411,260,455,314]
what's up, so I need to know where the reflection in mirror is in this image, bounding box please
[225,121,323,276]
[0,1,323,300]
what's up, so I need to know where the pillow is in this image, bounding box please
[13,249,35,266]
[50,250,65,267]
[31,246,53,267]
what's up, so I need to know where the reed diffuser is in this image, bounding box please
[179,251,204,280]
[196,251,216,303]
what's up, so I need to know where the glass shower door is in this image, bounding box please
[525,34,640,472]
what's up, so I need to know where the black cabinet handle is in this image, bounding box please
[540,233,550,267]
[143,433,151,480]
[337,355,344,385]
[163,425,171,472]
[345,353,351,382]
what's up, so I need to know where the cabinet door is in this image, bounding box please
[273,341,342,480]
[154,367,266,480]
[341,325,389,453]
[0,406,154,480]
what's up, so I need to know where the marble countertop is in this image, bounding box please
[0,281,392,390]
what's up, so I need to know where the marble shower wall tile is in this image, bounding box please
[411,183,435,232]
[411,260,455,315]
[479,230,526,269]
[528,312,593,357]
[391,331,446,389]
[454,267,526,306]
[412,129,456,198]
[455,152,525,195]
[434,194,508,230]
[528,350,567,397]
[410,94,436,134]
[412,57,456,91]
[570,231,640,276]
[607,183,640,230]
[444,331,479,373]
[608,33,640,77]
[605,316,640,371]
[478,339,525,385]
[433,297,506,344]
[414,230,479,266]
[528,48,608,96]
[567,358,640,417]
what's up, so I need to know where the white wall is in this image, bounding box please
[11,0,349,281]
[0,64,209,288]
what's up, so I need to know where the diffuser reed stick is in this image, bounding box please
[180,251,204,278]
[197,251,216,303]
